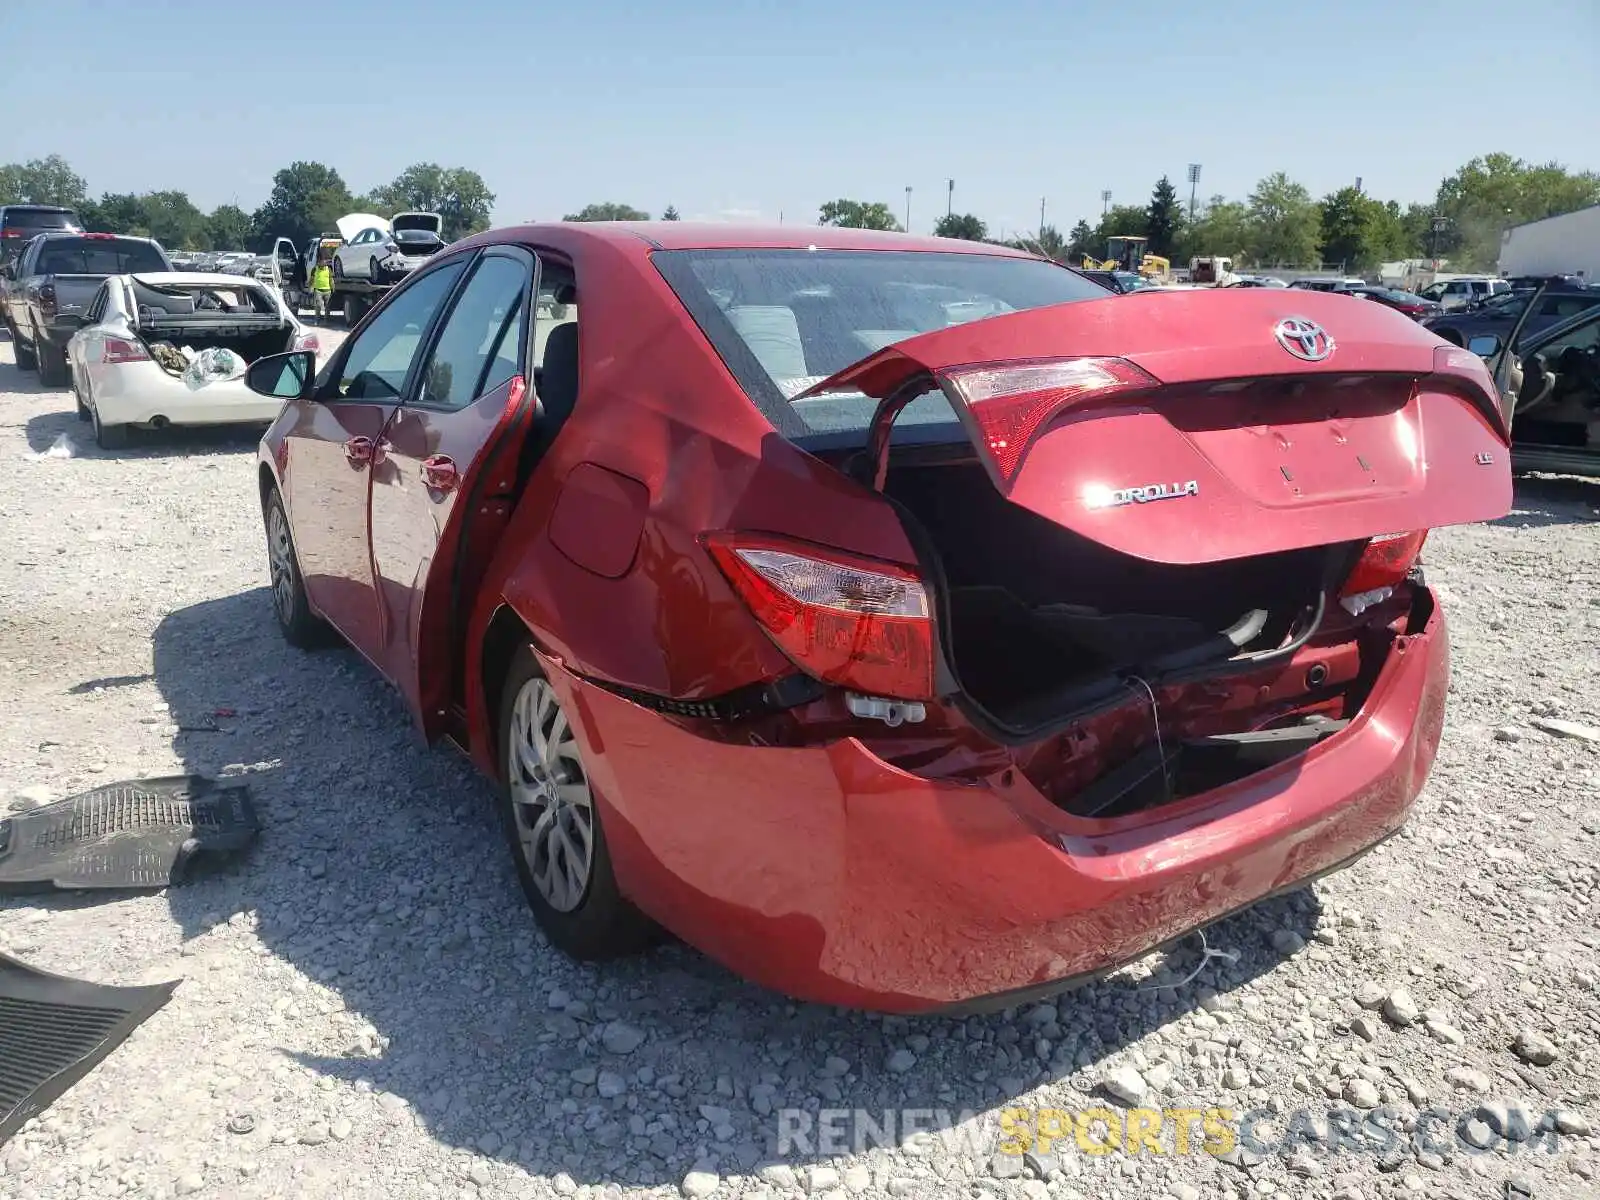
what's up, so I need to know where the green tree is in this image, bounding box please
[661,205,681,221]
[81,193,148,235]
[563,202,650,221]
[207,204,253,250]
[251,162,354,251]
[1066,219,1094,261]
[364,163,496,240]
[1432,153,1600,270]
[1245,172,1320,267]
[0,155,87,207]
[138,190,208,249]
[1175,195,1252,263]
[933,212,988,241]
[1317,188,1416,272]
[817,199,901,231]
[1145,175,1182,258]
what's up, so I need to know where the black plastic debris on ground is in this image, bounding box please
[0,775,259,893]
[0,952,177,1145]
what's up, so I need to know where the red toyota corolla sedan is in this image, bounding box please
[244,223,1511,1013]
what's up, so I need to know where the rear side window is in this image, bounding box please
[416,254,529,410]
[32,236,167,275]
[653,248,1105,446]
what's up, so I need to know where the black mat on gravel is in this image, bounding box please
[0,775,259,893]
[0,952,177,1144]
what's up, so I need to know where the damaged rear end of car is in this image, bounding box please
[681,281,1508,796]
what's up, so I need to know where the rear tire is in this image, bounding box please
[369,257,382,282]
[496,645,656,961]
[38,340,69,388]
[263,487,330,649]
[90,402,129,449]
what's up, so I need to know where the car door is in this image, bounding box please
[283,257,471,666]
[366,246,536,735]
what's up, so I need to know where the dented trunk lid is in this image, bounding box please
[799,289,1512,564]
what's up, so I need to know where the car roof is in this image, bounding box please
[32,230,159,243]
[454,221,1040,259]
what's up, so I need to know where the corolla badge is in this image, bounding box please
[1085,480,1200,509]
[1273,316,1335,362]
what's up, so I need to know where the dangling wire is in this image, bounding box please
[1127,674,1170,803]
[1140,927,1241,992]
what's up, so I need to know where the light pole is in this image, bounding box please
[947,179,954,218]
[1039,197,1046,240]
[905,186,912,232]
[1429,215,1450,265]
[1101,189,1112,216]
[1186,164,1201,222]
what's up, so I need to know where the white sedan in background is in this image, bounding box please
[65,272,317,449]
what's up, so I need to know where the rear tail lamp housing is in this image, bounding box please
[1341,530,1427,610]
[102,337,150,364]
[940,357,1158,483]
[703,532,936,701]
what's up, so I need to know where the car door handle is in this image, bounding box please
[421,454,459,492]
[344,436,374,467]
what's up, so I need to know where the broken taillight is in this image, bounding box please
[293,331,320,352]
[940,356,1158,482]
[703,532,936,701]
[1341,530,1427,597]
[102,337,150,364]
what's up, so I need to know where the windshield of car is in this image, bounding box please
[653,248,1106,447]
[34,236,167,275]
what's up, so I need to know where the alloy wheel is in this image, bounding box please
[266,502,297,624]
[507,678,594,913]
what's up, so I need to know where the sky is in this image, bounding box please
[2,0,1597,237]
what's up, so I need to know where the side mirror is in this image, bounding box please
[1467,335,1501,358]
[244,350,316,400]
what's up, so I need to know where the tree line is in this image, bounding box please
[0,155,496,251]
[7,151,1595,273]
[817,155,1598,274]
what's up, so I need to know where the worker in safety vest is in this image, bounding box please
[310,260,333,322]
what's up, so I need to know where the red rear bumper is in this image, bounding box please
[552,594,1449,1013]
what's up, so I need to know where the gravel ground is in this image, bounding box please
[1,326,1598,1200]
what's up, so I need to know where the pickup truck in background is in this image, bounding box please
[1,232,172,385]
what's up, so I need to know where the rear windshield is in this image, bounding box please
[2,207,79,234]
[653,248,1106,447]
[34,236,168,275]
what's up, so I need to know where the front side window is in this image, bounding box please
[654,248,1105,447]
[335,260,467,400]
[415,254,529,410]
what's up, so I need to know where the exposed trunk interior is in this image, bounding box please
[131,277,296,376]
[140,327,296,375]
[882,455,1354,737]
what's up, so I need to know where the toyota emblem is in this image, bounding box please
[1273,316,1335,362]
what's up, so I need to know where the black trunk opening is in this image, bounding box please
[883,459,1340,734]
